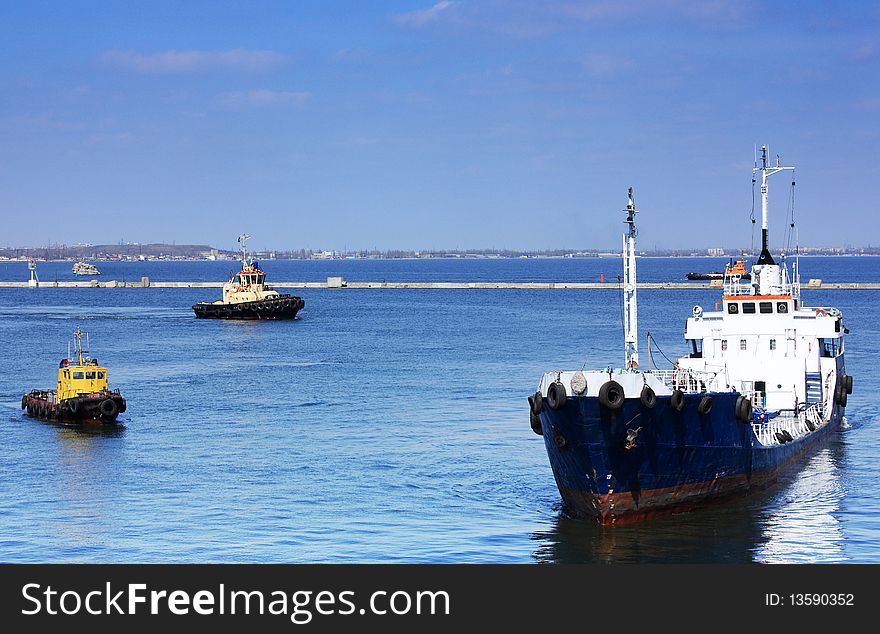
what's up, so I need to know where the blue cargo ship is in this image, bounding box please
[529,147,853,524]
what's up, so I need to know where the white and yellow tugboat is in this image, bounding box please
[192,234,304,320]
[21,328,126,425]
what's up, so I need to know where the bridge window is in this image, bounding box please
[85,372,96,379]
[759,302,773,314]
[721,340,728,351]
[73,372,84,379]
[740,339,747,351]
[770,339,777,350]
[97,372,105,379]
[742,302,756,314]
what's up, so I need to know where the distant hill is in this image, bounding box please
[0,244,228,259]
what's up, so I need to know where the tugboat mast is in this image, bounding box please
[622,187,639,369]
[238,233,251,264]
[754,145,794,265]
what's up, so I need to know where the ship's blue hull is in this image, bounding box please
[539,392,843,524]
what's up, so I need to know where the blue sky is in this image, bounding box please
[1,0,878,251]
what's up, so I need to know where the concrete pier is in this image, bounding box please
[2,281,879,290]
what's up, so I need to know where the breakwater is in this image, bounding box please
[3,280,880,290]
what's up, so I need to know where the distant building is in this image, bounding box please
[707,248,724,256]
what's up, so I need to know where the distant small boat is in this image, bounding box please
[72,261,101,276]
[687,258,750,281]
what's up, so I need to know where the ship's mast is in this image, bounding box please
[73,327,84,366]
[754,145,794,265]
[238,234,251,266]
[622,187,639,369]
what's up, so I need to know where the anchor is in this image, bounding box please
[624,426,642,451]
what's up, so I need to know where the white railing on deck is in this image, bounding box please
[751,401,828,447]
[648,368,722,393]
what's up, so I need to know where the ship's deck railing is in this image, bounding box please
[28,389,57,404]
[722,274,751,297]
[751,401,828,447]
[648,367,725,393]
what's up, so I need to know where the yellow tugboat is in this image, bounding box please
[21,328,126,425]
[192,234,304,320]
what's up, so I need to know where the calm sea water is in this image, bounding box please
[0,257,877,563]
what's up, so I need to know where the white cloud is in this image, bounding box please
[851,43,878,62]
[393,1,458,28]
[101,48,287,74]
[391,0,749,37]
[216,90,311,110]
[583,53,634,78]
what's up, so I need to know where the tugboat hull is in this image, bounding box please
[192,295,304,320]
[539,392,843,524]
[22,391,126,425]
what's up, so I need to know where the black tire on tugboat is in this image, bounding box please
[845,374,853,394]
[670,389,685,412]
[736,396,752,423]
[533,391,543,414]
[735,395,745,421]
[26,403,34,416]
[598,380,625,411]
[806,418,816,432]
[640,385,656,409]
[698,395,714,416]
[118,399,127,413]
[21,395,27,409]
[835,381,847,406]
[100,398,119,421]
[547,381,567,411]
[68,398,79,415]
[530,411,543,435]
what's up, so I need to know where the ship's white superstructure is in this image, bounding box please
[213,234,281,305]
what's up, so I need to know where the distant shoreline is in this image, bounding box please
[2,253,879,264]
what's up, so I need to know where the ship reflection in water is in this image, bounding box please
[531,438,847,564]
[48,425,127,556]
[753,442,846,563]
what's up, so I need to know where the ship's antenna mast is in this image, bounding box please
[74,327,84,366]
[238,234,251,265]
[753,145,794,266]
[622,187,639,369]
